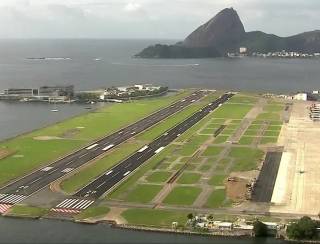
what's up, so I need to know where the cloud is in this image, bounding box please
[124,2,142,12]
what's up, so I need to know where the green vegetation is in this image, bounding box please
[0,91,191,186]
[286,216,319,240]
[212,104,253,119]
[61,142,142,193]
[260,137,278,144]
[264,104,284,113]
[264,130,280,137]
[208,174,226,186]
[122,208,187,227]
[253,220,269,237]
[213,136,229,144]
[229,147,265,172]
[146,171,172,183]
[203,146,224,157]
[256,113,280,121]
[125,184,163,203]
[75,206,110,220]
[228,95,258,104]
[205,189,228,208]
[177,173,201,184]
[163,186,202,205]
[9,205,49,218]
[239,136,255,145]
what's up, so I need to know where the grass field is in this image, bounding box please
[208,174,226,186]
[146,171,172,183]
[202,146,224,157]
[0,91,191,186]
[205,189,229,208]
[212,104,253,119]
[8,205,49,218]
[177,173,201,184]
[229,147,265,172]
[125,184,163,203]
[122,208,188,227]
[163,186,202,205]
[75,206,110,220]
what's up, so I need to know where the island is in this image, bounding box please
[135,8,320,58]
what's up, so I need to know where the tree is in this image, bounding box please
[187,213,194,220]
[286,216,317,240]
[253,220,268,237]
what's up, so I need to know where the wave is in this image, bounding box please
[26,57,72,61]
[111,62,199,67]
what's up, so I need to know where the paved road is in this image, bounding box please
[0,90,208,203]
[74,93,234,200]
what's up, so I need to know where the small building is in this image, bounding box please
[239,47,247,54]
[293,93,308,101]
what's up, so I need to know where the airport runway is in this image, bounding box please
[74,93,234,200]
[0,90,208,205]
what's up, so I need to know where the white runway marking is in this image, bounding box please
[105,170,113,176]
[123,171,131,176]
[138,146,148,153]
[42,167,54,172]
[0,204,12,214]
[54,199,94,211]
[0,194,8,200]
[61,168,74,173]
[0,194,26,204]
[155,147,165,154]
[86,144,99,150]
[102,144,114,151]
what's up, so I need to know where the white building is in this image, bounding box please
[293,93,308,101]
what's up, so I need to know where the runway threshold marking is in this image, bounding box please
[0,204,12,214]
[86,144,99,150]
[102,144,114,151]
[0,194,8,200]
[0,194,26,204]
[155,147,165,154]
[52,198,95,214]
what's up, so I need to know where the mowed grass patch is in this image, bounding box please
[107,145,176,200]
[122,208,188,227]
[228,95,258,104]
[256,112,280,121]
[205,189,228,208]
[212,104,253,119]
[264,104,284,113]
[263,130,280,137]
[260,137,278,144]
[203,146,224,157]
[146,171,172,183]
[215,158,230,172]
[9,205,49,218]
[75,206,110,220]
[199,164,212,172]
[125,184,163,203]
[229,147,265,172]
[0,91,191,186]
[163,186,202,205]
[213,136,229,144]
[61,142,143,194]
[177,173,201,184]
[239,136,255,145]
[244,130,260,136]
[208,174,226,186]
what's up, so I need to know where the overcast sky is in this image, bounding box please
[1,0,319,39]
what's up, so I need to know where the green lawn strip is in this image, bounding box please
[225,124,240,130]
[263,130,280,137]
[216,158,230,171]
[156,162,171,170]
[208,174,226,186]
[8,205,49,218]
[210,118,226,124]
[243,130,260,136]
[177,172,201,184]
[199,164,212,172]
[229,147,265,172]
[230,119,243,124]
[256,112,280,121]
[0,91,191,186]
[163,186,202,205]
[185,164,197,171]
[75,206,110,220]
[125,184,163,203]
[172,163,184,170]
[269,121,283,126]
[202,146,224,157]
[213,136,229,144]
[247,124,262,130]
[267,125,282,131]
[251,120,267,125]
[264,104,284,112]
[122,208,188,227]
[61,142,143,194]
[212,104,253,119]
[260,137,278,144]
[205,189,228,208]
[146,171,172,183]
[107,145,176,200]
[220,129,235,135]
[228,95,258,104]
[200,128,215,134]
[179,144,199,156]
[239,136,255,145]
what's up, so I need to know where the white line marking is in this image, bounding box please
[63,199,79,208]
[41,167,53,172]
[61,168,74,173]
[138,146,148,153]
[86,144,99,150]
[105,170,113,176]
[79,152,89,159]
[0,194,8,199]
[56,199,71,208]
[123,171,131,176]
[155,147,165,154]
[102,144,114,151]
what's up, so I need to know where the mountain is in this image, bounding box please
[135,8,320,58]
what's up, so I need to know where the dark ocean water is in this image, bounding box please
[0,39,312,243]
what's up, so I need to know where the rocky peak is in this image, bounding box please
[183,8,245,48]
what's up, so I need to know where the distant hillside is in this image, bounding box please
[135,8,320,58]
